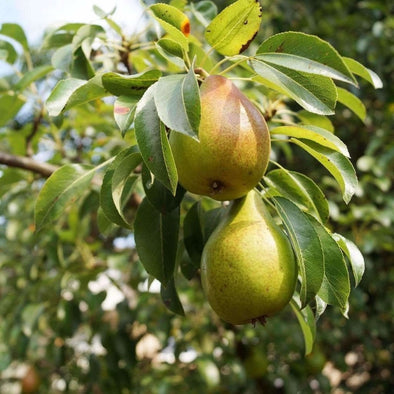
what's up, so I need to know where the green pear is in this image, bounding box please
[201,190,297,325]
[169,75,270,201]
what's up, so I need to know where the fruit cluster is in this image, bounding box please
[170,75,296,325]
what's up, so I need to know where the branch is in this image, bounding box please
[0,151,58,177]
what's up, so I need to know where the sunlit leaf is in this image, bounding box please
[205,0,262,55]
[0,23,29,51]
[257,32,356,85]
[274,197,324,307]
[291,296,316,355]
[35,164,96,230]
[291,139,358,204]
[271,125,349,156]
[337,87,366,122]
[343,57,383,89]
[154,68,200,138]
[308,216,350,316]
[265,169,329,223]
[251,60,337,115]
[333,234,365,287]
[134,84,178,195]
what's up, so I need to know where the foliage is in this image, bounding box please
[0,0,391,392]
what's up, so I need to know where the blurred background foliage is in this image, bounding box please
[0,0,392,393]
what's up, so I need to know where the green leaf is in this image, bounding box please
[100,148,139,229]
[257,32,356,85]
[157,38,184,59]
[291,139,358,204]
[35,164,96,230]
[149,3,189,50]
[150,3,191,36]
[271,125,349,156]
[205,0,262,56]
[72,24,105,57]
[161,277,185,315]
[333,234,365,287]
[51,44,73,72]
[343,57,383,89]
[141,164,185,214]
[154,68,200,138]
[251,60,337,115]
[290,297,316,355]
[112,153,142,224]
[46,74,107,116]
[296,110,334,132]
[274,197,324,307]
[0,93,26,127]
[134,198,180,284]
[183,202,205,270]
[14,65,54,91]
[0,40,17,63]
[102,70,162,97]
[135,84,178,195]
[315,295,327,320]
[0,23,29,51]
[114,96,138,136]
[191,1,218,27]
[337,87,366,122]
[264,169,329,223]
[308,216,350,316]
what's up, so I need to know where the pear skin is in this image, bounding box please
[169,75,270,201]
[201,190,297,325]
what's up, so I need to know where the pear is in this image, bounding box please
[169,75,270,201]
[201,190,297,325]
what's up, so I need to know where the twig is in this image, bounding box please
[0,150,58,177]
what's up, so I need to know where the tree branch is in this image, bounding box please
[0,151,58,177]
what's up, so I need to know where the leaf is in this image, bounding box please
[191,1,218,27]
[14,65,54,91]
[291,139,358,204]
[46,74,107,116]
[205,0,262,56]
[134,84,178,195]
[35,164,96,230]
[183,202,205,270]
[149,3,189,50]
[290,297,316,355]
[72,24,105,57]
[0,93,25,127]
[337,87,366,122]
[0,23,29,51]
[111,153,142,223]
[296,110,334,132]
[134,198,180,284]
[343,57,383,89]
[100,148,139,229]
[264,169,329,223]
[51,44,73,72]
[271,125,349,157]
[141,164,185,214]
[274,197,324,307]
[150,3,191,37]
[257,32,356,85]
[315,295,327,320]
[154,68,200,138]
[0,40,17,63]
[161,277,185,315]
[157,38,184,59]
[102,70,162,97]
[308,216,350,316]
[251,60,337,115]
[114,96,138,136]
[333,234,365,287]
